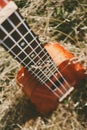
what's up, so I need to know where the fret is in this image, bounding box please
[1,43,47,87]
[31,56,53,72]
[1,22,57,85]
[0,24,16,45]
[30,63,63,98]
[35,65,57,83]
[40,63,59,83]
[31,67,42,76]
[14,11,37,42]
[7,18,23,41]
[30,70,47,84]
[10,10,22,26]
[10,11,36,48]
[33,68,50,82]
[41,51,49,61]
[38,52,51,65]
[2,17,40,69]
[43,66,57,78]
[2,19,13,33]
[3,37,15,48]
[15,11,51,54]
[25,32,36,45]
[0,24,35,68]
[7,32,29,53]
[3,35,29,53]
[1,39,27,67]
[32,38,50,61]
[15,12,40,55]
[13,50,36,68]
[0,6,65,92]
[0,28,6,39]
[36,51,50,66]
[30,58,57,82]
[30,53,39,63]
[23,36,37,51]
[34,70,52,83]
[3,19,25,41]
[7,16,39,53]
[32,42,46,60]
[28,47,46,64]
[6,17,41,66]
[23,44,47,69]
[11,30,21,41]
[14,11,49,62]
[29,60,56,81]
[25,43,51,68]
[11,44,21,55]
[28,50,56,82]
[26,52,49,71]
[14,38,37,61]
[14,11,52,61]
[35,46,43,54]
[8,14,36,53]
[18,23,28,35]
[14,41,31,58]
[29,62,56,89]
[0,0,73,100]
[26,65,45,82]
[24,60,33,67]
[17,44,34,64]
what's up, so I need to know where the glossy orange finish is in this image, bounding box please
[16,42,85,114]
[0,0,10,8]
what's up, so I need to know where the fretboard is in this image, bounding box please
[0,1,57,84]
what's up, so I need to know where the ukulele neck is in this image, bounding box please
[0,1,57,84]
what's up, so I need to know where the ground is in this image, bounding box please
[0,0,87,130]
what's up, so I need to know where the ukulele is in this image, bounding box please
[0,0,85,114]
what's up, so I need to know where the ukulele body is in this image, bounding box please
[0,1,85,114]
[16,42,85,114]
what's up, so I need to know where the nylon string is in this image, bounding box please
[0,7,72,99]
[14,11,71,97]
[0,19,61,99]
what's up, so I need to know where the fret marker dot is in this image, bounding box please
[37,61,41,65]
[20,42,26,47]
[31,53,35,58]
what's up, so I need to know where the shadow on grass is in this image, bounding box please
[1,96,40,130]
[72,75,87,122]
[1,76,87,130]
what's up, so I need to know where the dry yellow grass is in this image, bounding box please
[0,0,87,130]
